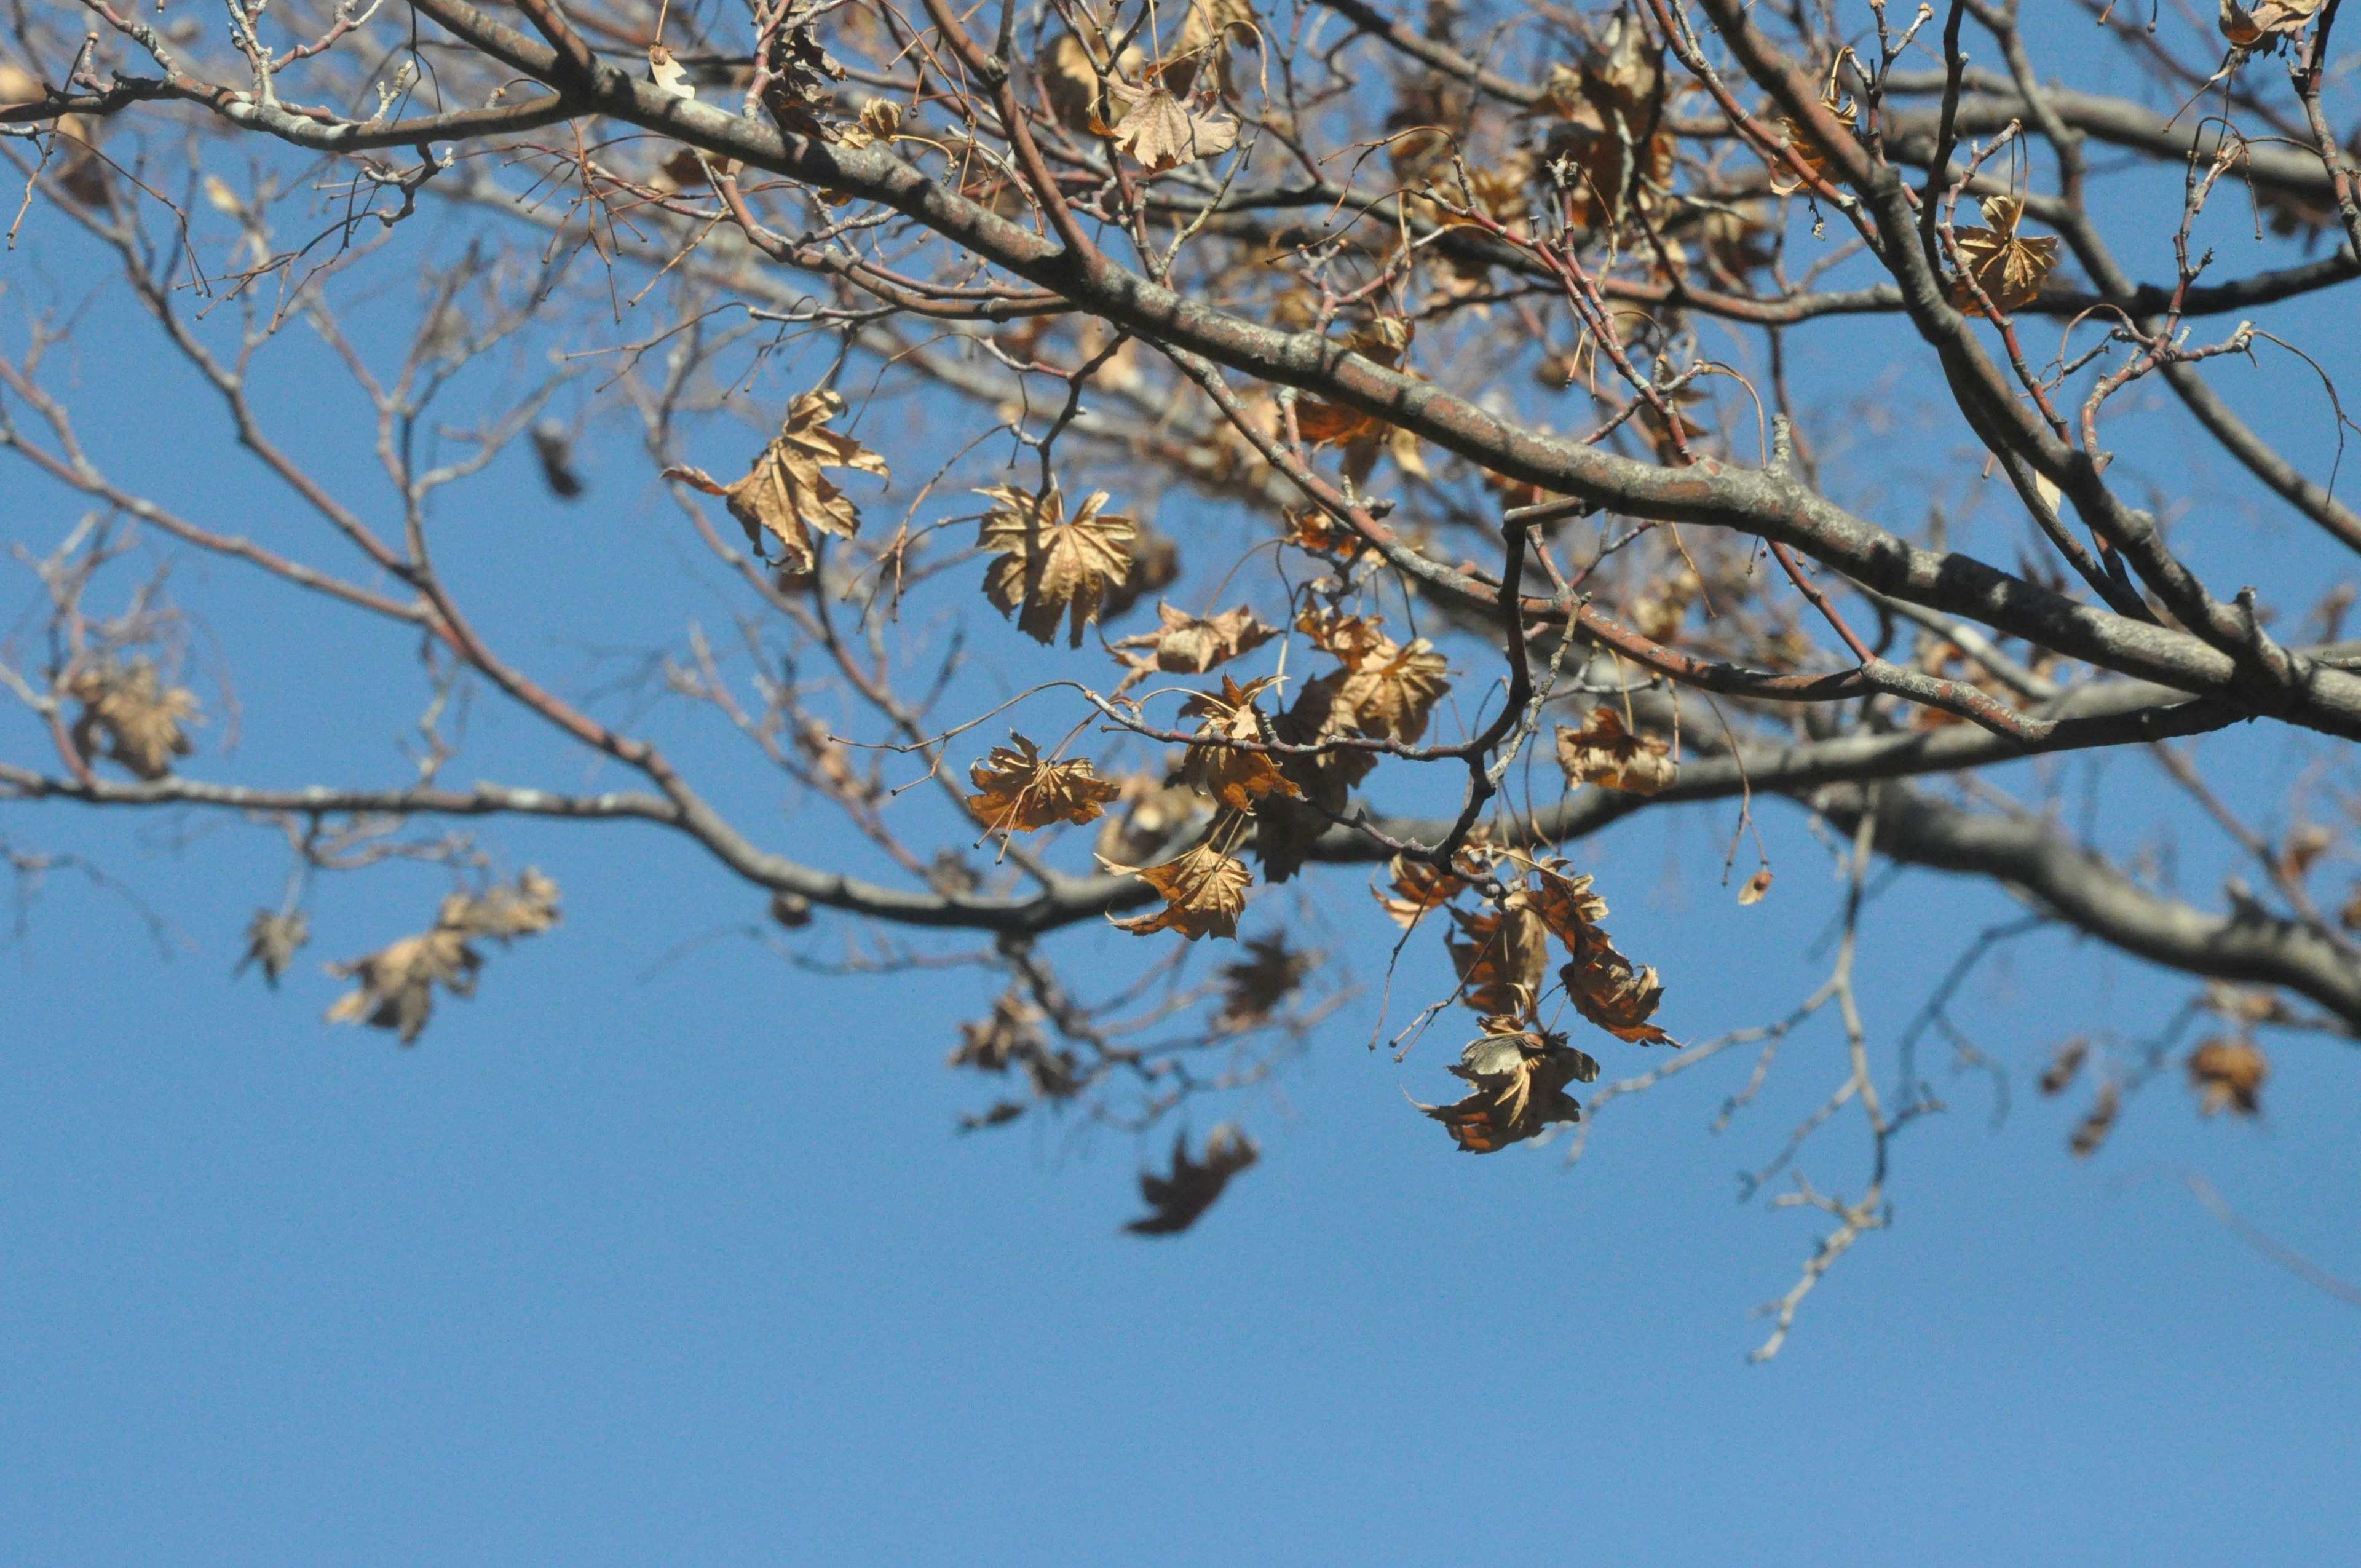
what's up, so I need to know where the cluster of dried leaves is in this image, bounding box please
[322,871,563,1044]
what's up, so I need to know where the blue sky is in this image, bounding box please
[6,13,2361,1561]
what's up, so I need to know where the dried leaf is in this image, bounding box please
[2219,0,2322,46]
[1949,196,2060,317]
[950,990,1047,1071]
[978,480,1139,646]
[1096,79,1239,170]
[323,870,560,1045]
[1337,636,1449,743]
[1738,867,1774,906]
[1560,940,1669,1043]
[1112,601,1279,674]
[1216,931,1313,1026]
[2070,1082,2121,1157]
[966,733,1122,833]
[1102,814,1254,940]
[2188,1036,2269,1116]
[440,868,563,941]
[665,389,889,576]
[66,658,200,781]
[1556,706,1676,795]
[648,42,695,99]
[235,909,310,989]
[1180,674,1302,814]
[1414,1015,1598,1153]
[1448,893,1549,1017]
[2039,1035,2090,1096]
[1125,1125,1258,1234]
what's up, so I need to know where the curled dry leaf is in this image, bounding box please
[2218,0,2322,46]
[1216,931,1315,1027]
[1094,79,1239,171]
[2188,1036,2269,1116]
[1556,706,1676,795]
[1738,867,1773,906]
[1125,1124,1259,1235]
[66,658,200,781]
[1768,77,1856,196]
[1414,1014,1599,1153]
[1180,674,1302,813]
[977,480,1138,647]
[1948,196,2060,316]
[1561,940,1670,1043]
[949,989,1048,1072]
[324,870,561,1045]
[647,42,695,99]
[1102,811,1254,941]
[1297,609,1449,744]
[1112,601,1279,674]
[965,732,1121,834]
[1374,833,1493,927]
[235,909,310,989]
[1448,892,1550,1018]
[665,389,889,576]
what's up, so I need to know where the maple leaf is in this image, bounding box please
[1337,636,1450,743]
[665,389,889,576]
[1447,892,1550,1017]
[1530,861,1609,953]
[1216,931,1315,1026]
[1560,940,1670,1044]
[1180,674,1303,814]
[1768,78,1857,196]
[1102,812,1254,940]
[1125,1125,1259,1235]
[1556,706,1677,794]
[1948,196,2060,316]
[66,657,200,781]
[949,989,1048,1072]
[234,909,310,989]
[1295,606,1393,665]
[977,480,1139,647]
[2218,0,2322,47]
[965,733,1121,834]
[1111,601,1279,675]
[325,871,560,1045]
[2188,1036,2269,1116]
[1412,1015,1599,1153]
[1096,79,1239,171]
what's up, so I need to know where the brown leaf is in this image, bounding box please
[1738,867,1774,906]
[1125,1124,1259,1234]
[949,989,1048,1072]
[2070,1082,2121,1158]
[2218,0,2322,46]
[965,733,1121,833]
[977,480,1139,646]
[1180,674,1302,814]
[1102,812,1255,940]
[1375,851,1473,927]
[1560,939,1670,1043]
[1413,1014,1598,1153]
[1948,197,2060,316]
[2188,1036,2269,1116]
[1112,601,1279,675]
[66,658,200,781]
[235,909,310,989]
[1447,893,1550,1017]
[1096,79,1238,171]
[1530,861,1608,954]
[666,389,889,576]
[439,867,563,941]
[1216,931,1313,1026]
[1556,706,1676,794]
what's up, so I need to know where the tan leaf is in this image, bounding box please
[978,480,1139,646]
[1112,601,1279,675]
[1096,79,1239,171]
[666,389,889,576]
[1337,636,1449,743]
[2188,1036,2269,1116]
[1530,861,1608,954]
[965,733,1121,833]
[1560,940,1669,1044]
[1738,867,1773,906]
[1125,1125,1258,1234]
[1949,196,2060,316]
[1412,1015,1598,1153]
[2219,0,2322,46]
[1180,674,1302,814]
[66,658,200,781]
[1294,606,1393,664]
[438,867,563,941]
[1102,812,1255,940]
[1447,892,1550,1017]
[323,870,560,1045]
[949,989,1048,1072]
[235,909,310,989]
[1375,853,1468,927]
[648,42,695,99]
[1556,706,1676,794]
[1768,85,1856,196]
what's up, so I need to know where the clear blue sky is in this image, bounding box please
[4,20,2361,1562]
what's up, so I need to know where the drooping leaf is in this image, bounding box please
[2188,1036,2269,1116]
[1095,79,1239,171]
[665,389,890,576]
[323,870,560,1045]
[1111,601,1279,675]
[1216,931,1314,1026]
[1125,1125,1259,1234]
[2218,0,2322,47]
[1412,1015,1598,1153]
[235,909,310,989]
[1447,892,1550,1017]
[1948,196,2060,316]
[976,480,1138,647]
[1179,674,1302,814]
[1556,706,1676,795]
[1560,939,1670,1043]
[949,989,1049,1072]
[1102,812,1254,940]
[965,733,1121,833]
[66,657,200,781]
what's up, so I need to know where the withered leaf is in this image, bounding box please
[1180,674,1302,814]
[647,42,695,98]
[1102,812,1254,940]
[324,870,560,1045]
[665,389,889,575]
[977,480,1138,647]
[439,868,563,941]
[1948,196,2060,316]
[1096,79,1240,170]
[67,658,200,781]
[1561,940,1670,1044]
[966,732,1121,833]
[1125,1124,1259,1235]
[235,909,310,989]
[950,989,1048,1072]
[2218,0,2322,46]
[2188,1036,2269,1116]
[1216,931,1314,1026]
[1738,867,1774,906]
[1556,706,1676,795]
[1414,1014,1598,1153]
[1337,636,1449,744]
[1448,892,1550,1018]
[1112,601,1279,675]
